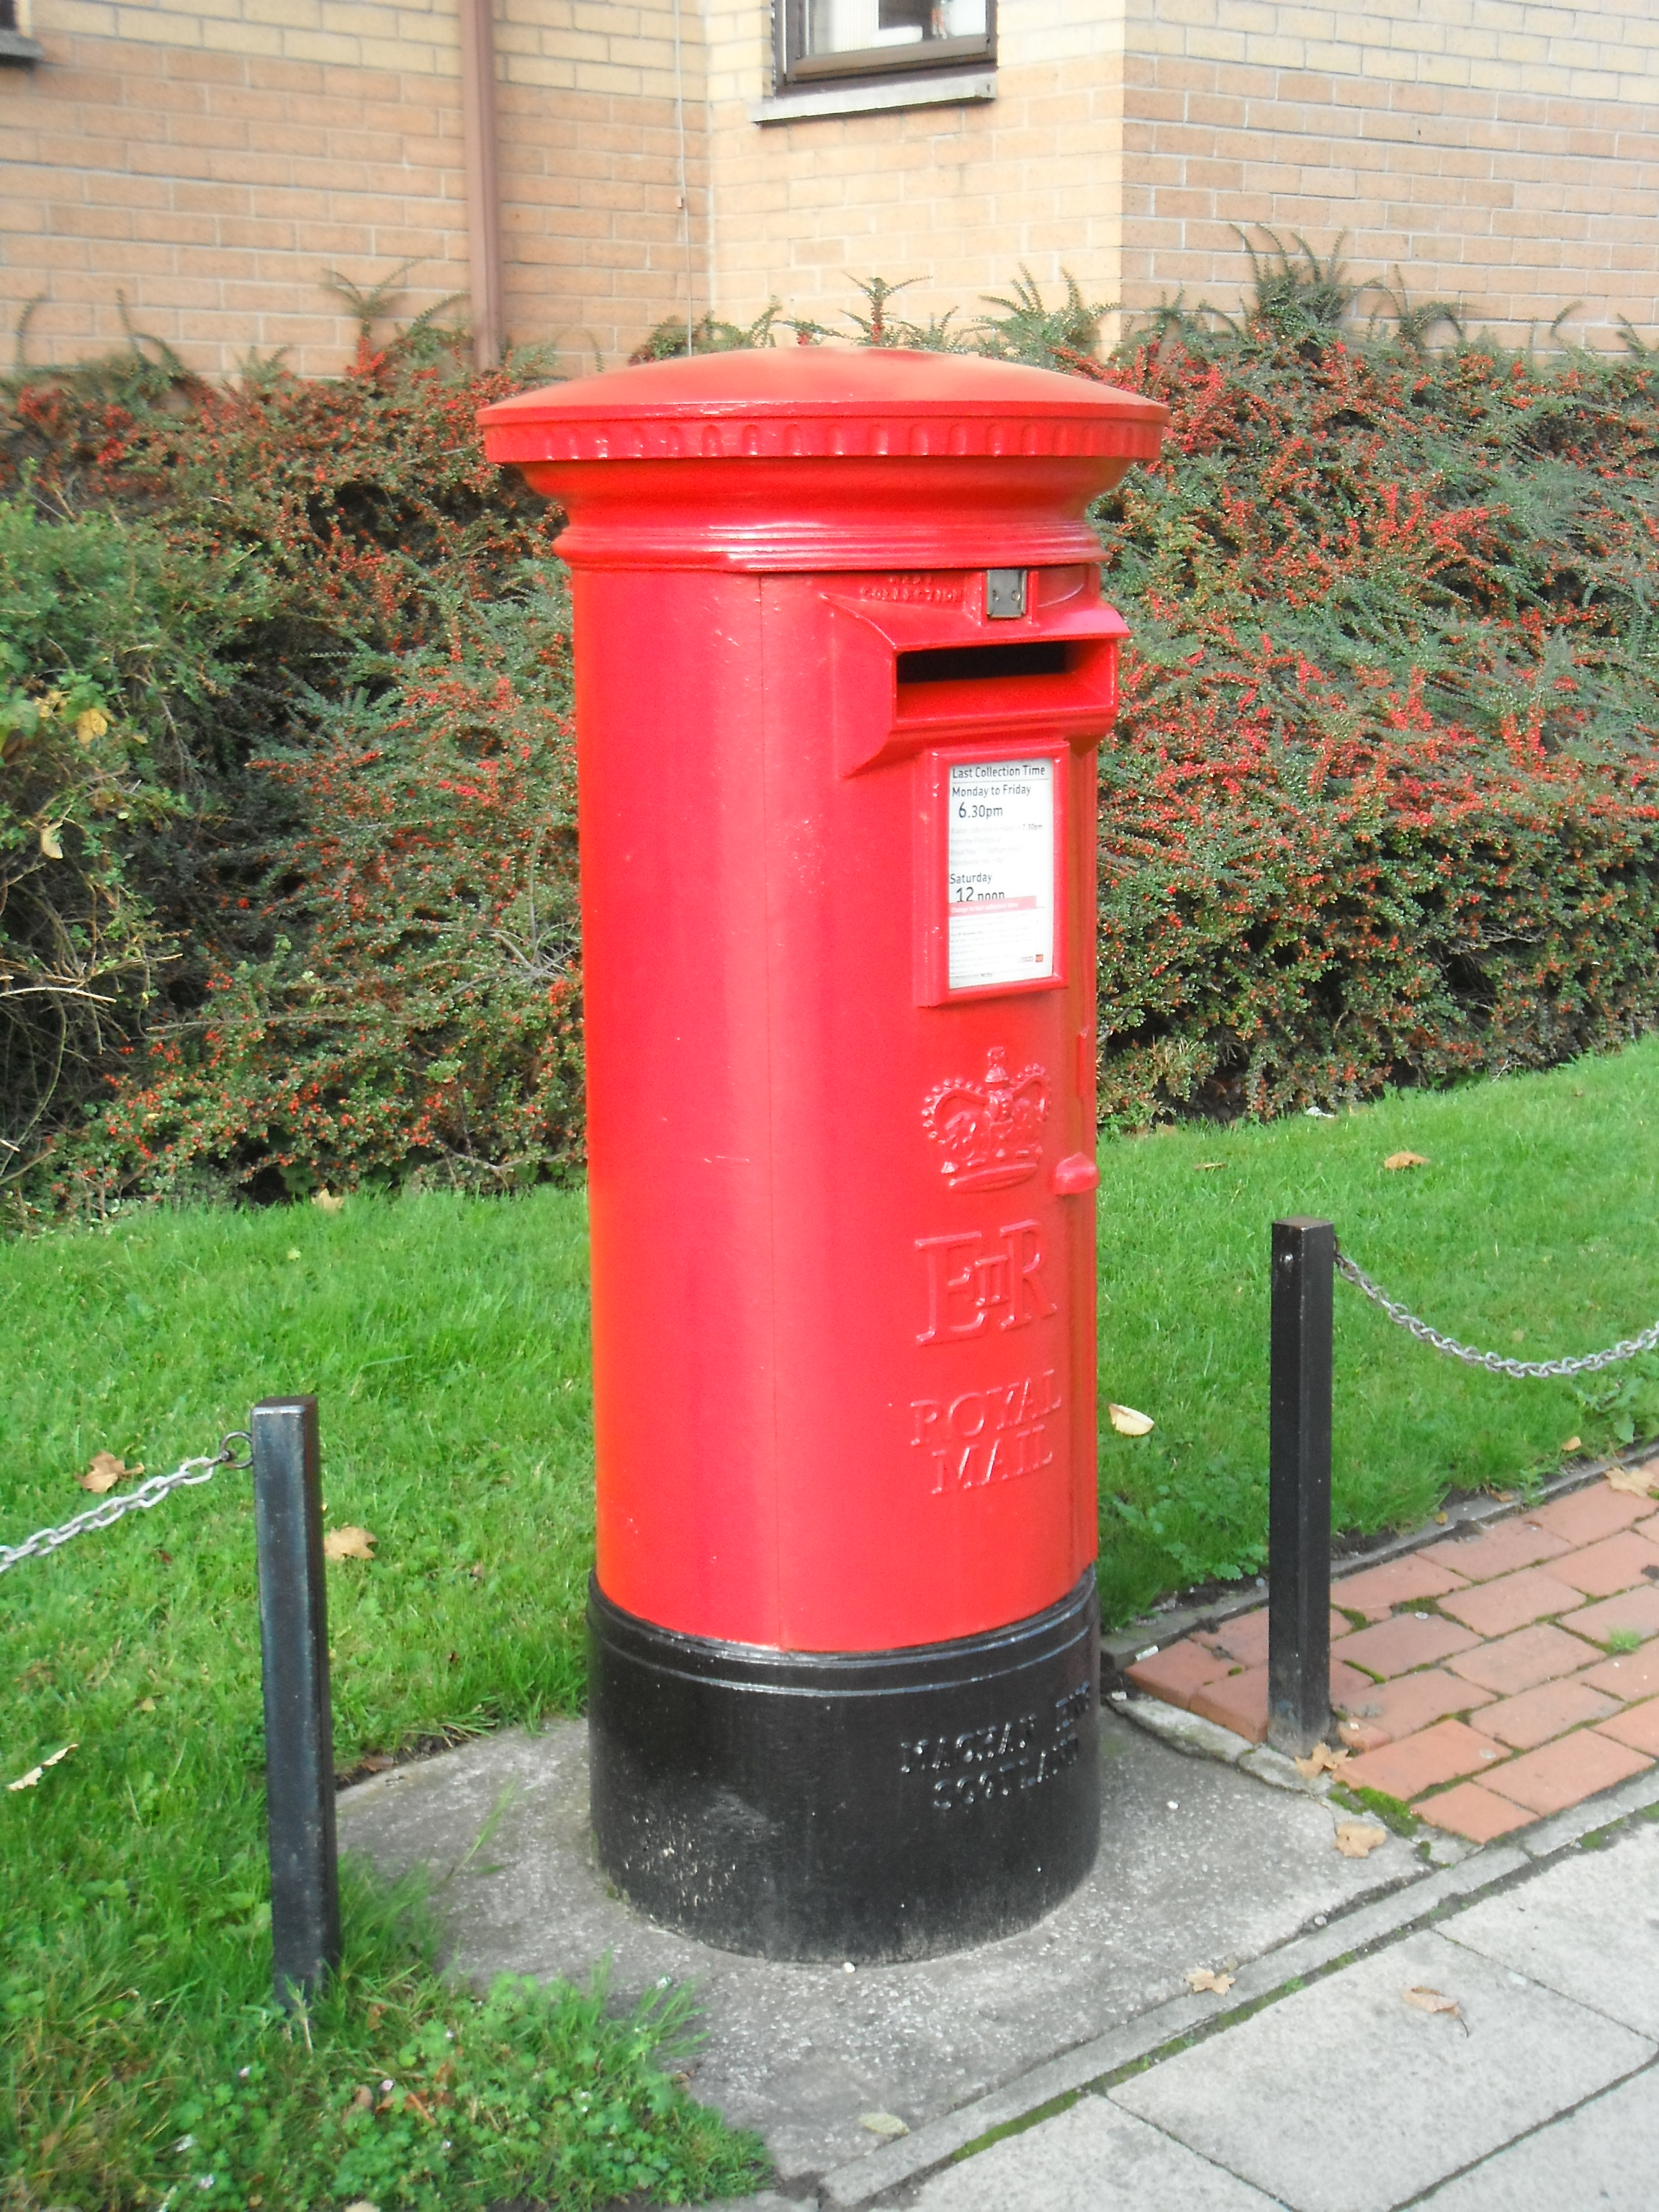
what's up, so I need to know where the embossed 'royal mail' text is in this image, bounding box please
[909,1370,1062,1493]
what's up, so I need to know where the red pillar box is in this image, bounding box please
[480,351,1166,1961]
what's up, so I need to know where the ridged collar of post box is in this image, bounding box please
[477,348,1169,572]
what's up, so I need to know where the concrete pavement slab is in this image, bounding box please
[336,1707,1422,2186]
[1114,1691,1253,1765]
[907,2096,1280,2212]
[1109,1928,1654,2212]
[1441,1820,1659,2036]
[818,1840,1534,2207]
[1419,2066,1659,2211]
[703,2195,814,2212]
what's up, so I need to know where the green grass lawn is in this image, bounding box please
[1096,1035,1659,1622]
[1,1195,764,2208]
[6,1036,1659,2203]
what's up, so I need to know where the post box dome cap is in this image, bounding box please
[478,346,1167,467]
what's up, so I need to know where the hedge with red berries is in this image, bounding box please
[1,318,583,1215]
[4,268,1658,1214]
[1090,324,1659,1121]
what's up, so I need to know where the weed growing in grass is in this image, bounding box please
[5,1858,764,2208]
[161,1961,764,2211]
[1099,1452,1267,1589]
[1568,1356,1659,1449]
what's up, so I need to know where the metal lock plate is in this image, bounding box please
[985,568,1028,620]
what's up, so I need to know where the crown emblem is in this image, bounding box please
[922,1047,1049,1192]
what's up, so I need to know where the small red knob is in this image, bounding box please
[1051,1152,1100,1195]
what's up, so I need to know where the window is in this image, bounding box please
[775,0,994,89]
[0,0,44,62]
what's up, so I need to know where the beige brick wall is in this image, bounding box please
[3,0,1656,374]
[1120,0,1659,348]
[1130,0,1659,105]
[699,0,1128,340]
[696,0,1659,350]
[499,78,707,371]
[2,0,706,374]
[701,67,1127,341]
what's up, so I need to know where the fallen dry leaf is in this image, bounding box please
[136,1696,156,1713]
[39,821,64,861]
[1560,1436,1582,1455]
[8,1743,78,1794]
[1294,1743,1349,1779]
[323,1526,376,1562]
[1334,1820,1388,1858]
[312,1188,346,1215]
[76,707,109,744]
[78,1451,140,1496]
[1403,1986,1461,2020]
[1185,1966,1235,1995]
[1108,1403,1155,1437]
[1609,1463,1659,1498]
[1194,1161,1224,1172]
[859,2113,909,2139]
[1383,1151,1429,1171]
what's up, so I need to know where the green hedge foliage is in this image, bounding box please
[3,266,1658,1213]
[1,319,577,1213]
[1091,321,1659,1120]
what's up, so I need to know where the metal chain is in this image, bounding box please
[0,1432,252,1576]
[1334,1249,1659,1379]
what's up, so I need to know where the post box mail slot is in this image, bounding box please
[480,348,1166,1962]
[829,577,1128,774]
[899,641,1068,678]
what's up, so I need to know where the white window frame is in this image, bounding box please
[773,0,996,95]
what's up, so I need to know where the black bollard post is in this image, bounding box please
[1268,1220,1334,1758]
[251,1395,341,2005]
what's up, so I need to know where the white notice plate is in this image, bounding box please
[947,758,1056,992]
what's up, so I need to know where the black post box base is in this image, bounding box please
[587,1568,1100,1963]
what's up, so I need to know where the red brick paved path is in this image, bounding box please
[1125,1470,1659,1841]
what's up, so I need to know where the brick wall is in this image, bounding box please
[1120,0,1659,349]
[697,0,1125,341]
[1,0,704,374]
[693,0,1659,351]
[2,0,1655,374]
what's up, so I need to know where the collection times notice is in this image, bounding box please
[946,758,1056,992]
